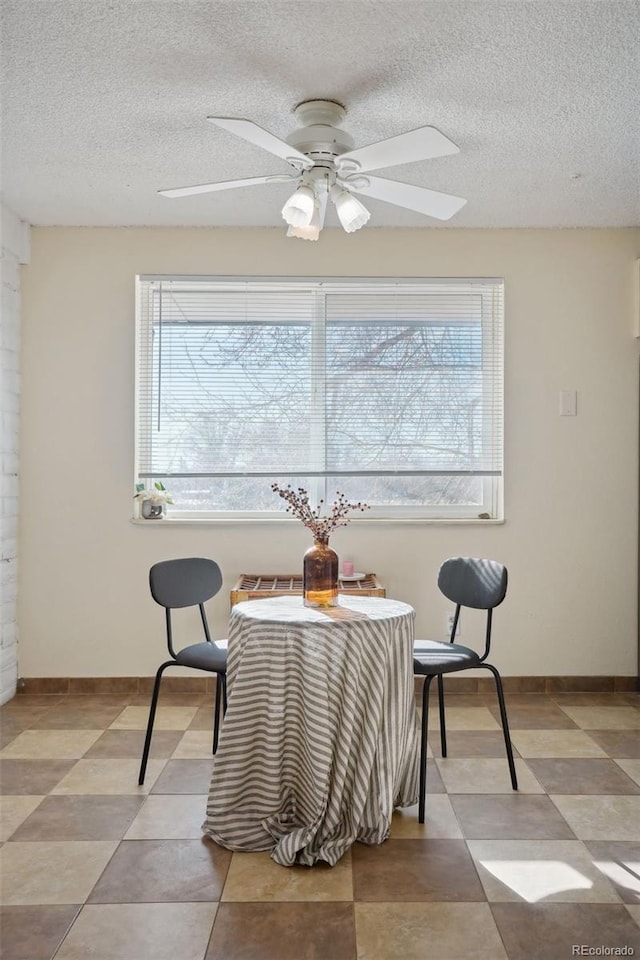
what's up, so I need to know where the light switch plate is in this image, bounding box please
[559,389,577,416]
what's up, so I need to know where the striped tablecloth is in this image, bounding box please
[203,594,420,866]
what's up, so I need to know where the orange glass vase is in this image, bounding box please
[303,539,339,607]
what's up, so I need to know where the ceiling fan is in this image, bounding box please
[159,100,466,240]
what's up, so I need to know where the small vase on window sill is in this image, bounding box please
[134,481,173,520]
[140,501,166,520]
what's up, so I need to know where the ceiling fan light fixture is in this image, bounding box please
[287,222,320,241]
[330,185,370,233]
[287,200,321,241]
[281,183,316,227]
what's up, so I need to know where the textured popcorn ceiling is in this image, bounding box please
[1,0,639,228]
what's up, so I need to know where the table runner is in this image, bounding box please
[203,594,419,866]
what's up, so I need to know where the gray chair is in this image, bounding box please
[138,557,227,785]
[413,556,518,822]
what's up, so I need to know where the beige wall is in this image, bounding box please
[18,227,640,678]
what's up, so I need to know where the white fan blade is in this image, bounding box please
[350,175,467,221]
[336,125,459,174]
[159,174,296,198]
[207,117,313,169]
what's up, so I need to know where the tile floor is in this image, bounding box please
[0,689,639,960]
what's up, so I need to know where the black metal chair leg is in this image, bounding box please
[139,660,172,785]
[484,663,518,791]
[213,673,222,754]
[419,675,434,824]
[437,673,447,757]
[212,672,228,755]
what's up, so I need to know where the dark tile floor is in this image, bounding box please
[0,690,639,960]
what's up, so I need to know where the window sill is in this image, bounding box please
[130,516,505,526]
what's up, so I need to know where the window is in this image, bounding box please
[135,276,503,520]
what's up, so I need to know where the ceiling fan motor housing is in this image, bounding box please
[287,99,354,164]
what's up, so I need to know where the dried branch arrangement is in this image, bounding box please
[271,484,370,540]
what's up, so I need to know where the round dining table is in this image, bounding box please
[202,593,420,866]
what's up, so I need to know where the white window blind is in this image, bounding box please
[135,276,504,519]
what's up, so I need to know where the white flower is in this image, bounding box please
[134,481,174,505]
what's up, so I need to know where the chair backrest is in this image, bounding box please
[149,557,223,609]
[438,556,507,610]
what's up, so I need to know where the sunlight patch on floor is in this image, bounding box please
[478,859,593,902]
[592,857,640,898]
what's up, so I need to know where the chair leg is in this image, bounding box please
[213,674,222,754]
[419,675,434,824]
[139,661,172,785]
[212,672,228,755]
[483,663,518,791]
[437,673,447,757]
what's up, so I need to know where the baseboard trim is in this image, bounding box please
[414,675,638,695]
[14,674,639,696]
[16,676,216,696]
